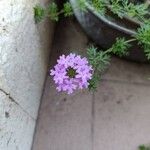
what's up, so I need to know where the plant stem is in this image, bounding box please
[125,38,137,43]
[103,47,113,55]
[46,9,64,18]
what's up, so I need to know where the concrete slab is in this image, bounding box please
[32,18,150,150]
[0,0,54,149]
[50,18,89,57]
[103,57,150,85]
[32,77,93,150]
[94,81,150,150]
[0,92,35,150]
[32,19,92,150]
[0,0,54,119]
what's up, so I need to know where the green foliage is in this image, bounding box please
[111,38,130,57]
[63,2,73,17]
[123,2,148,19]
[91,0,106,14]
[87,46,110,72]
[34,0,87,23]
[135,24,150,59]
[47,2,59,21]
[33,0,150,90]
[87,37,133,90]
[139,145,150,150]
[91,0,150,21]
[143,45,150,60]
[87,46,111,90]
[34,0,149,24]
[136,24,150,46]
[88,74,100,91]
[34,5,45,23]
[109,0,124,18]
[77,0,87,12]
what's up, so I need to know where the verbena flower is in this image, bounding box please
[50,53,93,94]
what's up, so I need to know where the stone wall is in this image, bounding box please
[0,0,54,149]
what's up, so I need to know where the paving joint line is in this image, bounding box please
[91,92,95,150]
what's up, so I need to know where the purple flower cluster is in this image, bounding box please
[50,53,93,94]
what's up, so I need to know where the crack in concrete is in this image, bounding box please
[0,88,36,121]
[91,92,95,150]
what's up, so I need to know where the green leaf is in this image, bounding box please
[88,74,100,91]
[136,24,150,45]
[87,45,111,90]
[139,145,147,150]
[63,2,73,17]
[47,2,59,21]
[107,0,149,20]
[111,38,130,57]
[139,145,150,150]
[123,0,148,18]
[109,0,124,18]
[143,44,150,60]
[34,5,45,23]
[87,46,110,71]
[135,24,150,59]
[92,0,106,14]
[77,0,87,12]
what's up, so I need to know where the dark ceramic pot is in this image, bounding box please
[70,0,150,63]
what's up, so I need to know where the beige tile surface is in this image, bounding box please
[94,81,150,150]
[33,77,93,150]
[103,57,150,85]
[32,18,150,150]
[32,19,92,150]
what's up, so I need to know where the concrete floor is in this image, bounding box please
[32,18,150,150]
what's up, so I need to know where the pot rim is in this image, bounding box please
[84,2,137,36]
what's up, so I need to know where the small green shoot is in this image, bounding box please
[47,2,59,21]
[34,5,45,23]
[135,24,150,59]
[63,2,73,17]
